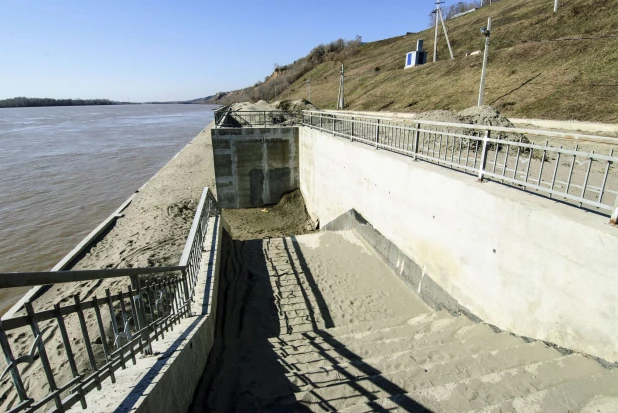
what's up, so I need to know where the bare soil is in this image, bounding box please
[222,190,317,241]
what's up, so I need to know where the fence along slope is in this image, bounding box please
[302,110,618,218]
[0,187,219,413]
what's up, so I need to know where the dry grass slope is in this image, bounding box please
[216,0,618,123]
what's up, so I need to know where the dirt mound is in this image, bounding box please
[415,106,529,148]
[459,106,516,128]
[273,99,318,112]
[416,109,464,124]
[222,190,317,240]
[230,101,275,112]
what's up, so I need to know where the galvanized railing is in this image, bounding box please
[0,187,219,412]
[215,109,300,128]
[303,110,618,218]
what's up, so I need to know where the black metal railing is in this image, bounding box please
[215,109,301,128]
[0,187,219,413]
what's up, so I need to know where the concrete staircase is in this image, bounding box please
[190,231,618,412]
[233,312,617,412]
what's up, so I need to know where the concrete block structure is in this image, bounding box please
[212,127,299,208]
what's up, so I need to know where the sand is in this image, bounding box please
[0,123,217,410]
[190,230,430,412]
[221,190,317,241]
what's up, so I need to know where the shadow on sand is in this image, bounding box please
[188,231,432,412]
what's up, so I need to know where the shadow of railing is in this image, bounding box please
[189,234,432,412]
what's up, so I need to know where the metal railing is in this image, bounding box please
[215,109,301,128]
[0,187,219,413]
[213,104,232,126]
[302,110,618,217]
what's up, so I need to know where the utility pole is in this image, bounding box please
[337,64,345,109]
[307,78,311,102]
[554,0,558,13]
[438,7,454,59]
[433,0,440,62]
[478,17,492,106]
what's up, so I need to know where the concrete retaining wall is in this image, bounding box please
[300,126,618,363]
[212,127,299,208]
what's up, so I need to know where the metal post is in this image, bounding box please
[130,275,152,355]
[375,119,380,149]
[478,17,492,106]
[0,322,28,402]
[337,64,345,109]
[554,0,558,13]
[478,130,490,181]
[433,0,440,62]
[307,78,311,102]
[351,116,355,141]
[413,123,421,160]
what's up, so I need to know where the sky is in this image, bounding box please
[0,1,440,102]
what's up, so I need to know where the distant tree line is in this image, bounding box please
[0,97,117,108]
[250,36,363,102]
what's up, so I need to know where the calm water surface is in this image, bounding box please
[0,104,215,311]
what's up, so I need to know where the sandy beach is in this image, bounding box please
[0,122,216,410]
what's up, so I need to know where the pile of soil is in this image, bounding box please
[416,106,529,144]
[273,99,318,112]
[222,190,317,240]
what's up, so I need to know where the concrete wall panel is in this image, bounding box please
[212,127,299,208]
[300,126,618,363]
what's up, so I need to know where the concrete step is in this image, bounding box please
[244,339,558,402]
[264,341,562,411]
[468,369,618,413]
[247,317,488,374]
[266,311,462,356]
[281,332,525,389]
[267,311,445,347]
[274,320,492,366]
[337,354,605,413]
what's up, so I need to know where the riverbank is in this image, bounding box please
[0,122,216,410]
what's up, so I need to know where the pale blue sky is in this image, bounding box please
[0,1,437,102]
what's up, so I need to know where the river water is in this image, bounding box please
[0,104,215,311]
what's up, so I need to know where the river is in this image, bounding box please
[0,104,215,311]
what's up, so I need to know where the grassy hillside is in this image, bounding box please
[210,0,618,123]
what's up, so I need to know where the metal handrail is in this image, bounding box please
[0,187,220,413]
[313,110,618,145]
[215,109,301,128]
[302,111,618,217]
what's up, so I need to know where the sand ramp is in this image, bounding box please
[189,230,618,412]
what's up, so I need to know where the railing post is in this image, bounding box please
[25,302,64,409]
[320,113,323,129]
[333,115,336,134]
[413,123,420,161]
[351,116,354,141]
[478,130,490,181]
[375,119,380,149]
[0,322,29,402]
[130,275,152,355]
[182,268,192,316]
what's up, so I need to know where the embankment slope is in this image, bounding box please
[209,0,618,123]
